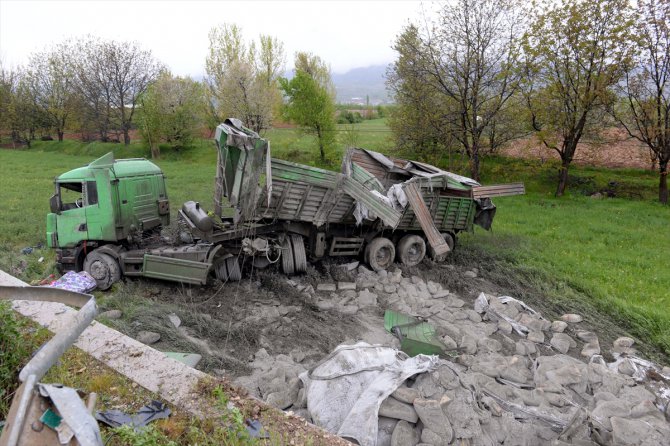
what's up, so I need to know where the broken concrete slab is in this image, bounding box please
[317,283,337,292]
[136,330,161,345]
[379,396,419,423]
[99,309,122,319]
[551,320,568,332]
[358,289,378,307]
[550,333,574,354]
[338,282,356,291]
[561,313,583,323]
[413,396,452,434]
[392,386,420,405]
[391,420,419,446]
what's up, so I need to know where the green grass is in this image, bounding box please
[470,156,670,358]
[1,123,669,362]
[265,118,393,167]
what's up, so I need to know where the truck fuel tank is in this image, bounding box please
[182,201,214,233]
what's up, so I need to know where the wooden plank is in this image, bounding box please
[472,183,525,199]
[404,182,450,256]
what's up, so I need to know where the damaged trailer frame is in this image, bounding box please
[47,118,523,289]
[187,118,524,274]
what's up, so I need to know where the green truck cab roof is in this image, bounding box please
[56,152,163,182]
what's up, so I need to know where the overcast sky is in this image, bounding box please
[0,0,428,76]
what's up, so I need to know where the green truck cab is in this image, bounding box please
[47,152,170,277]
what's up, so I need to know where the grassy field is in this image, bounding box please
[1,119,669,362]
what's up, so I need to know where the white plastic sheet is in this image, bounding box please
[300,342,439,446]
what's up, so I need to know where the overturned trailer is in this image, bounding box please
[48,118,523,289]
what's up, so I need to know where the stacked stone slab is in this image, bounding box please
[239,268,670,445]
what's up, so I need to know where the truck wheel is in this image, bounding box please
[428,232,455,261]
[281,237,295,275]
[291,235,307,273]
[83,251,120,291]
[214,256,241,282]
[397,234,426,267]
[365,237,395,272]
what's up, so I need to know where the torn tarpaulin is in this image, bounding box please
[95,400,171,429]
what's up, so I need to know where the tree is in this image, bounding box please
[279,52,336,163]
[611,0,670,204]
[73,37,161,145]
[138,72,206,158]
[522,0,635,196]
[104,40,162,145]
[387,25,459,165]
[0,64,46,147]
[387,0,525,180]
[24,43,76,141]
[72,37,116,142]
[205,24,285,133]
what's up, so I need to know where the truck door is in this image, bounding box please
[85,171,116,241]
[55,182,88,248]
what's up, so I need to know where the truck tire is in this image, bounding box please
[291,235,307,273]
[281,237,295,275]
[365,237,395,272]
[397,234,426,267]
[214,256,241,282]
[428,232,455,261]
[83,251,120,291]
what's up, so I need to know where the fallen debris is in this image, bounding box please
[95,400,171,429]
[232,268,670,445]
[47,271,97,293]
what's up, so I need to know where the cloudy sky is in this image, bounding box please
[0,0,427,76]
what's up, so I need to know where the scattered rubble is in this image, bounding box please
[230,267,670,446]
[99,309,122,320]
[136,330,161,345]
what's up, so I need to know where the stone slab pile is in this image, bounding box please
[238,267,670,445]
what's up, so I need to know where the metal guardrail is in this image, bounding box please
[0,285,101,446]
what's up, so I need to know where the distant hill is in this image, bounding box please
[331,65,392,105]
[193,64,394,105]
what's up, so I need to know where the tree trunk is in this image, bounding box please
[316,126,325,162]
[556,158,571,197]
[660,161,668,205]
[123,127,131,145]
[57,130,64,142]
[469,150,481,182]
[151,142,160,160]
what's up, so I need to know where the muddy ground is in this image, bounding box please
[98,250,668,381]
[96,252,670,445]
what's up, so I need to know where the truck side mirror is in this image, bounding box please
[49,194,61,213]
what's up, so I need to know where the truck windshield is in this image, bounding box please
[57,182,98,210]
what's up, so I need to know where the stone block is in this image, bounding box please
[317,283,337,292]
[379,396,419,423]
[338,281,357,290]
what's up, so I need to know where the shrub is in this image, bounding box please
[0,301,28,417]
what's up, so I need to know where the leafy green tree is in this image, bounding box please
[387,0,526,180]
[205,24,285,133]
[279,53,336,163]
[25,42,76,141]
[611,0,670,204]
[138,72,206,159]
[0,65,46,147]
[387,25,459,166]
[522,0,635,196]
